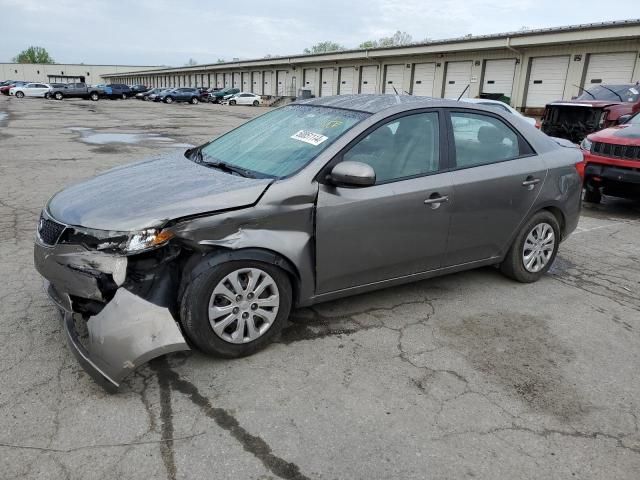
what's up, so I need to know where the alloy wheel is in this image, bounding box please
[208,268,280,344]
[522,222,555,273]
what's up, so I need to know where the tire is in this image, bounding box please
[229,100,236,105]
[143,96,149,101]
[89,92,99,101]
[252,100,259,106]
[180,260,292,358]
[500,210,560,283]
[190,96,199,105]
[164,96,174,104]
[121,93,127,100]
[583,187,602,204]
[15,91,24,98]
[54,92,64,100]
[44,92,51,99]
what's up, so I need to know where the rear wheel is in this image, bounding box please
[190,96,199,104]
[229,99,236,106]
[44,92,51,99]
[89,92,99,101]
[164,96,174,104]
[180,260,292,358]
[252,100,259,106]
[121,93,127,100]
[54,92,63,100]
[500,210,560,283]
[15,91,24,98]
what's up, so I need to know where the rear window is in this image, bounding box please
[576,84,640,103]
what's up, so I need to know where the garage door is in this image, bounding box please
[482,59,516,97]
[241,72,250,91]
[584,52,637,86]
[360,65,378,94]
[224,73,231,88]
[263,71,272,95]
[412,63,436,96]
[384,64,404,94]
[276,70,287,95]
[233,72,241,88]
[251,71,262,94]
[320,68,334,97]
[525,56,570,108]
[303,68,315,93]
[444,61,472,99]
[216,74,224,88]
[339,67,355,94]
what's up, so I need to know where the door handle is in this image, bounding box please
[522,177,541,187]
[424,194,449,209]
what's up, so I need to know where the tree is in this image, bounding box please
[12,46,54,64]
[184,58,198,66]
[303,41,346,54]
[359,31,413,49]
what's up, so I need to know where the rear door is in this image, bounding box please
[444,109,547,266]
[316,110,452,293]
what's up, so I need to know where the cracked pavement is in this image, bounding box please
[1,96,639,479]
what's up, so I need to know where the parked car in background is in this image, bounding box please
[580,112,640,203]
[541,83,640,143]
[33,95,583,390]
[209,87,240,103]
[9,82,51,98]
[1,81,28,95]
[103,84,132,100]
[129,85,148,95]
[149,88,172,102]
[49,83,103,101]
[223,92,263,106]
[159,87,201,104]
[459,98,537,127]
[135,88,160,100]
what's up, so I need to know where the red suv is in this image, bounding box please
[580,113,640,203]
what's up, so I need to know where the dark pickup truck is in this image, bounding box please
[49,83,103,101]
[541,84,640,143]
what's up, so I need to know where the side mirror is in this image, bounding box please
[617,114,632,125]
[329,161,376,187]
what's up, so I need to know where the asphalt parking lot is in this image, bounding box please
[1,96,640,480]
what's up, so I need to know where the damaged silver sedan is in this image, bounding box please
[34,95,583,391]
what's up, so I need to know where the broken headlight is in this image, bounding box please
[62,226,175,255]
[580,137,592,152]
[123,229,175,253]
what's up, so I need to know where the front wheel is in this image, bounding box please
[44,92,51,99]
[15,91,24,98]
[500,211,560,283]
[54,92,64,100]
[164,96,174,104]
[89,92,99,101]
[252,100,259,106]
[121,93,127,100]
[229,100,236,105]
[583,187,602,204]
[180,261,292,358]
[190,96,199,104]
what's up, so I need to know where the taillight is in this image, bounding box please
[535,120,541,129]
[575,158,586,181]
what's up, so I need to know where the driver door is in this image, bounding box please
[315,110,453,294]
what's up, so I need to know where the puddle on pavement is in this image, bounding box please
[69,127,192,148]
[0,111,8,125]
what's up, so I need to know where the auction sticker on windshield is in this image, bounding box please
[291,130,329,146]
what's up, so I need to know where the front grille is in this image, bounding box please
[38,214,66,245]
[592,141,640,161]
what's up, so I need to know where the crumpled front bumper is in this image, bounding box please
[35,240,190,391]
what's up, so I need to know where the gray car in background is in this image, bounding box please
[33,95,583,391]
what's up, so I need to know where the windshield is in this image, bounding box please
[199,105,368,178]
[576,84,640,103]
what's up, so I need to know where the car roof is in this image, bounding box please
[295,94,470,113]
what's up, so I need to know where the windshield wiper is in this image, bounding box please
[201,159,257,178]
[598,85,624,102]
[573,84,595,99]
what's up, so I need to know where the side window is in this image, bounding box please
[450,112,522,168]
[342,112,440,184]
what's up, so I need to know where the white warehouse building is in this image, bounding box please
[1,63,162,85]
[102,20,640,113]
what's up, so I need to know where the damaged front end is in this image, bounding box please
[541,104,609,143]
[34,210,190,391]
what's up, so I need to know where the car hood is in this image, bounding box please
[548,100,620,109]
[588,124,640,145]
[47,151,273,231]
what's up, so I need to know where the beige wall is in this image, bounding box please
[0,63,161,84]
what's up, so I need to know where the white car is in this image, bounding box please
[458,98,537,127]
[224,92,263,106]
[10,83,52,98]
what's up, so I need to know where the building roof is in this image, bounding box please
[295,94,443,113]
[103,19,640,77]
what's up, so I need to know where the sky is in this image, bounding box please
[0,0,637,67]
